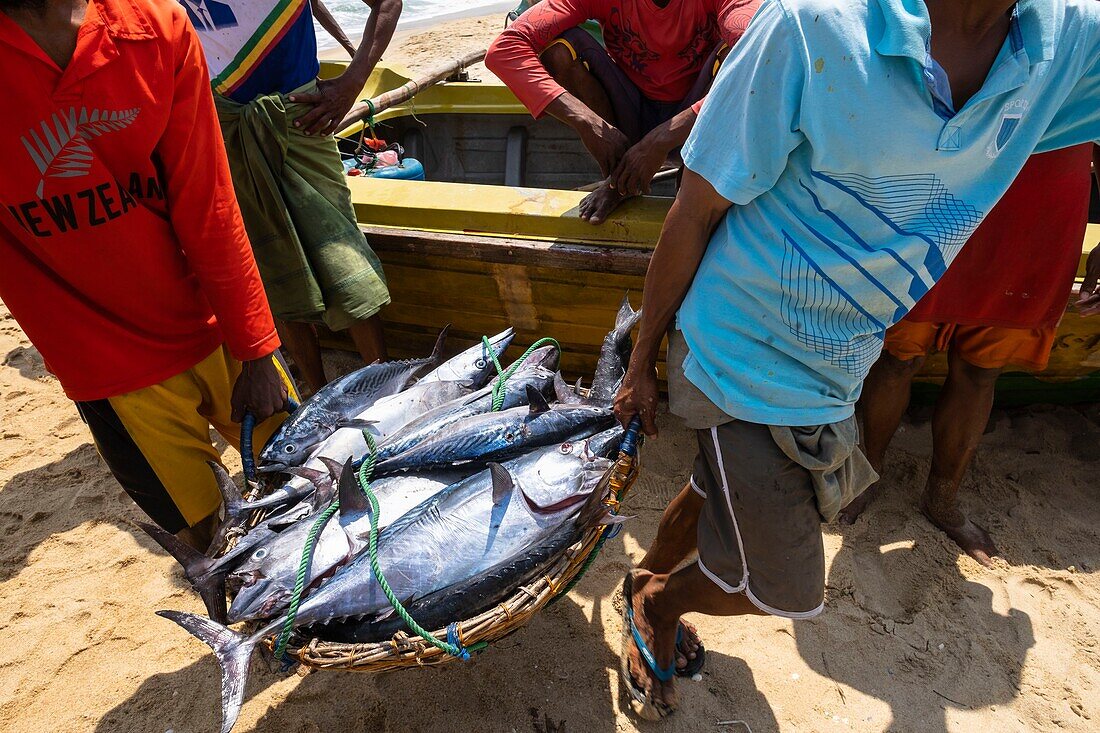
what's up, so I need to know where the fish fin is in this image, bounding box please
[428,324,451,367]
[615,293,642,332]
[312,456,345,507]
[208,461,247,521]
[156,610,258,733]
[599,513,632,526]
[554,372,585,405]
[335,418,378,431]
[136,522,228,623]
[279,466,326,486]
[488,462,515,505]
[526,385,552,414]
[374,593,417,623]
[337,458,370,514]
[519,489,592,515]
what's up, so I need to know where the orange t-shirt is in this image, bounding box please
[0,0,278,401]
[487,0,759,118]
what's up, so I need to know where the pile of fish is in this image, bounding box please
[144,298,641,733]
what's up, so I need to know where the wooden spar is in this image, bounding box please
[339,49,487,128]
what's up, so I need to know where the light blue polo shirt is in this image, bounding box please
[677,0,1100,426]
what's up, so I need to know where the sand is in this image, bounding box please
[3,14,1100,733]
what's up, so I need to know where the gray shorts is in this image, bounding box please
[692,421,827,619]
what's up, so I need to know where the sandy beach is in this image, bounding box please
[3,13,1100,733]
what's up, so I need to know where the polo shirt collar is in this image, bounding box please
[873,0,931,64]
[1016,0,1055,63]
[872,0,1053,66]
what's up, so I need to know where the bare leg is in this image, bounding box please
[637,483,703,573]
[275,319,326,394]
[839,351,924,523]
[636,483,706,669]
[542,42,633,224]
[542,42,617,126]
[920,350,1001,566]
[628,564,766,711]
[175,511,218,553]
[347,314,388,364]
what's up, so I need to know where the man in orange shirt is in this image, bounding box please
[0,0,295,549]
[840,144,1100,566]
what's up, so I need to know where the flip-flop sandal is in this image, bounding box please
[675,623,706,679]
[619,570,676,720]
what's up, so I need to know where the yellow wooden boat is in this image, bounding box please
[322,61,1100,404]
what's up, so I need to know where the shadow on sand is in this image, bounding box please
[95,527,778,732]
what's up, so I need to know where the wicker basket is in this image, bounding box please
[265,446,641,673]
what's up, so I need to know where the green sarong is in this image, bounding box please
[215,81,390,331]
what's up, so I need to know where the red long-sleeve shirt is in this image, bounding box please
[0,0,279,401]
[487,0,760,118]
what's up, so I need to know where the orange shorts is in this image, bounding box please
[883,320,1057,372]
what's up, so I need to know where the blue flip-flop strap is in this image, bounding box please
[626,598,676,683]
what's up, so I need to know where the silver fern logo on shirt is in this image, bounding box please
[20,107,140,197]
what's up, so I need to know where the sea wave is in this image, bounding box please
[318,0,513,39]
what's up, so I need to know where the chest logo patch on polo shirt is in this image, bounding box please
[21,107,140,198]
[987,99,1028,159]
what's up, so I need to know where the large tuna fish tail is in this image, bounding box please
[156,611,259,733]
[137,522,228,624]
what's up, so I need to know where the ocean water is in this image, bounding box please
[319,0,513,42]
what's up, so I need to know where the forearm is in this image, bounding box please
[342,0,401,88]
[544,92,603,134]
[631,172,730,367]
[635,108,698,159]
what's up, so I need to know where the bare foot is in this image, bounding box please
[676,618,701,671]
[838,484,881,525]
[627,570,680,715]
[920,495,999,567]
[579,183,628,225]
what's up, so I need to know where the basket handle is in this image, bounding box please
[619,416,644,458]
[241,397,301,481]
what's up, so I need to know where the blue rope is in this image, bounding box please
[241,397,301,481]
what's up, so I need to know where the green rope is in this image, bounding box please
[356,431,486,659]
[273,500,341,661]
[482,336,561,411]
[274,431,486,662]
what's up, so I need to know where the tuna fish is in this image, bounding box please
[417,326,516,384]
[226,462,471,623]
[247,331,516,516]
[372,396,616,475]
[257,327,451,472]
[586,295,641,406]
[375,345,560,462]
[158,429,623,733]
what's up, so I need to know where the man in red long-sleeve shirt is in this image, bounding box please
[487,0,759,224]
[0,0,295,549]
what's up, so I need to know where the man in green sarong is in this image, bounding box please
[182,0,401,393]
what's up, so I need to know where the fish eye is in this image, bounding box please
[284,444,296,454]
[251,548,268,561]
[559,442,573,454]
[505,432,515,442]
[475,358,486,369]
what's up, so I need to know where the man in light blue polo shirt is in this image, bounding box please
[612,0,1100,719]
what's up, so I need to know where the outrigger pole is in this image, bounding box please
[339,49,488,129]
